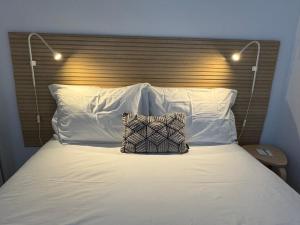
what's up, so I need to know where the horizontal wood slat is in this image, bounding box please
[9,32,279,147]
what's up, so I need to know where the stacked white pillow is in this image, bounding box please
[50,83,237,145]
[148,86,237,144]
[49,83,149,144]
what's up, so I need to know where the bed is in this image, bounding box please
[4,33,300,224]
[1,139,300,225]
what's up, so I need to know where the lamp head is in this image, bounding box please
[53,52,62,61]
[231,53,241,61]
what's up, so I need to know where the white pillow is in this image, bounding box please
[49,83,149,144]
[148,86,237,144]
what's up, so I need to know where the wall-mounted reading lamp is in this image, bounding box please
[28,33,62,144]
[231,41,261,141]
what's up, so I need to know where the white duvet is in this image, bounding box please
[1,140,300,225]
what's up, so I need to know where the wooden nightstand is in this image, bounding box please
[243,145,288,181]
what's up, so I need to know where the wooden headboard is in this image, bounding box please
[9,32,279,147]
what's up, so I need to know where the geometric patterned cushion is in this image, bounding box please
[121,113,188,154]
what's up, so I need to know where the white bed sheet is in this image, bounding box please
[1,140,300,225]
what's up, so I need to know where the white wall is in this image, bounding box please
[0,0,300,190]
[272,16,300,191]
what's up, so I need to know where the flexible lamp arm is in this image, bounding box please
[238,41,261,94]
[232,40,261,141]
[27,32,62,144]
[28,33,60,87]
[28,33,57,57]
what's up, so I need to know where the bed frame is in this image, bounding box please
[9,32,279,147]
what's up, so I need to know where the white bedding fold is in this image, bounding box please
[0,140,300,225]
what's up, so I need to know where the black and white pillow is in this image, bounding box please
[121,112,188,154]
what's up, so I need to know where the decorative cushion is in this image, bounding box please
[121,113,188,154]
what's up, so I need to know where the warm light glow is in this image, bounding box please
[54,52,62,61]
[231,53,240,61]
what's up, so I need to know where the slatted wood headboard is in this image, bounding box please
[9,32,279,147]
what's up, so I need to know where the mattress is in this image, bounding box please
[1,140,300,225]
